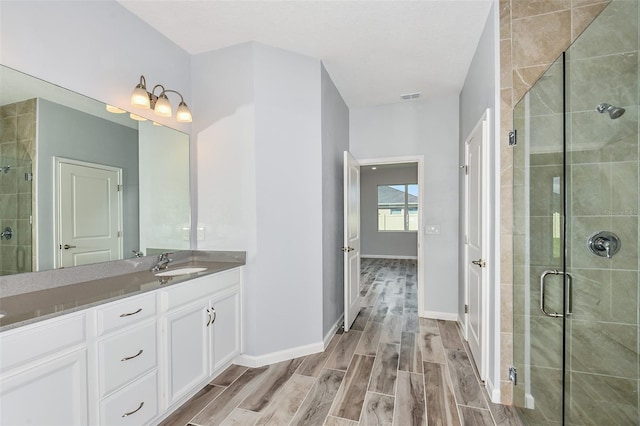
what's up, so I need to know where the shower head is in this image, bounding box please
[596,103,625,119]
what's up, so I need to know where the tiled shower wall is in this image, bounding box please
[0,99,36,275]
[499,0,610,404]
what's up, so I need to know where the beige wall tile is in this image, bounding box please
[500,286,513,333]
[500,0,511,40]
[513,64,551,105]
[512,0,571,20]
[500,380,513,404]
[572,2,610,39]
[500,332,513,379]
[500,40,513,89]
[512,11,571,69]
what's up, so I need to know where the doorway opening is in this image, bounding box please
[358,157,425,315]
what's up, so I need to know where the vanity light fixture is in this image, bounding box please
[129,113,147,121]
[130,75,192,123]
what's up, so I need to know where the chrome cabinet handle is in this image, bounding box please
[211,307,217,324]
[340,247,354,252]
[119,308,142,317]
[63,244,76,249]
[540,270,573,318]
[206,308,212,327]
[121,349,143,362]
[122,401,144,417]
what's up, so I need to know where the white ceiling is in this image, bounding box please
[117,0,493,107]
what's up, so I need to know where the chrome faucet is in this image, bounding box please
[151,252,172,272]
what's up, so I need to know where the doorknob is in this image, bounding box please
[471,259,486,267]
[341,247,354,252]
[63,244,77,250]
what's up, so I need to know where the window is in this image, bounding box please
[377,184,418,231]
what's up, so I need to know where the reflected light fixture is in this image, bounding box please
[130,75,192,123]
[106,104,126,114]
[129,113,147,121]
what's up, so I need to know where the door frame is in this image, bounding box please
[53,157,123,268]
[357,155,425,316]
[462,109,491,381]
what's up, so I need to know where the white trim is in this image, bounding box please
[234,341,324,368]
[361,254,418,260]
[421,311,458,321]
[324,314,344,348]
[492,0,503,396]
[357,155,425,319]
[485,376,501,403]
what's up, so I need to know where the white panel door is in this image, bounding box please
[465,114,488,380]
[343,151,361,331]
[164,301,209,406]
[57,159,122,268]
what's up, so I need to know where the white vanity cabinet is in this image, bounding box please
[162,268,242,407]
[0,313,89,425]
[0,266,242,425]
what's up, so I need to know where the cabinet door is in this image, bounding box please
[210,287,241,372]
[0,349,88,425]
[164,301,210,406]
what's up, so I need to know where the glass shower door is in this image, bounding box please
[512,55,566,425]
[564,0,639,423]
[513,1,640,424]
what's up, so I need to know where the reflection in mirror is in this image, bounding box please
[0,65,191,276]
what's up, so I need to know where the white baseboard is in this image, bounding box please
[324,314,344,348]
[234,341,324,368]
[486,377,501,403]
[420,310,459,321]
[361,254,418,260]
[234,315,344,369]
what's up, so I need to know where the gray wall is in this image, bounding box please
[321,64,349,338]
[360,165,418,258]
[458,2,498,389]
[37,99,139,270]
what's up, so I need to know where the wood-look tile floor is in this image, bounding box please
[161,258,522,426]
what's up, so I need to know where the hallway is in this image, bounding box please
[161,258,521,425]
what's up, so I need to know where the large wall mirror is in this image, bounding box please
[0,65,191,276]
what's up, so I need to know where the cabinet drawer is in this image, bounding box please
[97,293,156,336]
[164,268,240,311]
[100,370,159,426]
[98,321,157,397]
[0,313,86,373]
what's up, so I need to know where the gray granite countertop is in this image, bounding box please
[0,251,245,331]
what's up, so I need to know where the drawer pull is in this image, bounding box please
[206,308,212,327]
[119,308,142,317]
[122,401,144,417]
[211,307,217,324]
[121,349,144,362]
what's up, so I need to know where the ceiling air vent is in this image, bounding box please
[401,92,421,100]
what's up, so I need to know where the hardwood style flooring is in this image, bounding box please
[161,258,522,426]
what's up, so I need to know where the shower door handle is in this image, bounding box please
[540,269,573,318]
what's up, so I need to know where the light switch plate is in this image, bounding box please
[197,227,205,241]
[425,225,441,234]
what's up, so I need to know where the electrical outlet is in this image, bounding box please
[197,227,205,241]
[425,225,441,234]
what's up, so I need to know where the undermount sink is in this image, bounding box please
[155,267,208,277]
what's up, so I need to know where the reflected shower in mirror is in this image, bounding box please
[0,65,191,276]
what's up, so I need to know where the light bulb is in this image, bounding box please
[130,85,150,109]
[154,93,172,117]
[176,102,192,123]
